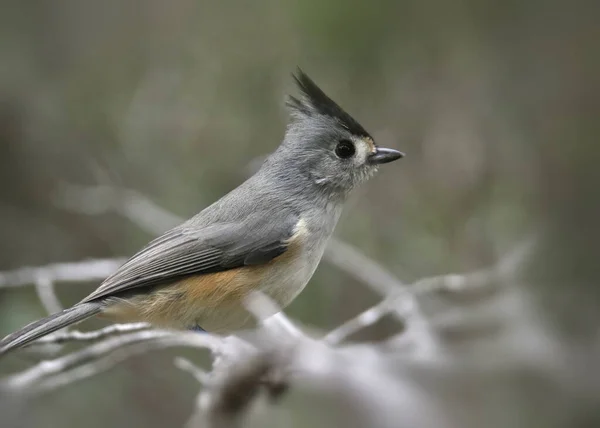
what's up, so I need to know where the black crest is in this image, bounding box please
[287,68,372,139]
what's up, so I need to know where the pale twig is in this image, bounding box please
[412,237,535,297]
[191,349,277,428]
[324,238,406,296]
[34,341,174,393]
[53,183,179,234]
[290,341,445,428]
[323,296,399,345]
[33,323,152,345]
[185,294,302,428]
[2,330,169,391]
[382,238,536,352]
[0,258,125,289]
[245,292,302,339]
[324,238,438,357]
[174,357,210,384]
[34,275,62,314]
[323,238,535,347]
[176,357,212,428]
[1,330,223,393]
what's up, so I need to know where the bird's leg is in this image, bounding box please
[189,324,206,333]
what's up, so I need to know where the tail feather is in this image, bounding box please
[0,302,103,355]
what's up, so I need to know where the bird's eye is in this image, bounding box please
[335,139,356,159]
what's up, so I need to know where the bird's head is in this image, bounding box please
[276,69,403,196]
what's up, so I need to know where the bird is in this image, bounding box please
[0,69,403,355]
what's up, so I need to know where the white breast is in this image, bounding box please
[260,218,325,309]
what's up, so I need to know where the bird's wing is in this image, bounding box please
[81,211,301,303]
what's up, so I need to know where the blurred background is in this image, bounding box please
[0,0,598,427]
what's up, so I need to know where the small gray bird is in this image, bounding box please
[0,69,403,354]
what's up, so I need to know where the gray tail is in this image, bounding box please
[0,302,103,355]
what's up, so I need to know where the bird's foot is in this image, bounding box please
[189,324,206,333]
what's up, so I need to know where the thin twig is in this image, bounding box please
[323,296,399,345]
[324,238,406,296]
[323,238,438,356]
[323,239,534,348]
[54,183,179,234]
[191,349,276,428]
[1,330,222,393]
[174,357,210,384]
[412,237,535,297]
[33,323,152,345]
[34,276,62,314]
[0,258,125,289]
[245,292,302,339]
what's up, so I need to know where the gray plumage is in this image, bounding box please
[82,211,300,303]
[0,69,403,355]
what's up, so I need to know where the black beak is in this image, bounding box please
[368,147,405,165]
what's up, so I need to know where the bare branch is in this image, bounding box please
[33,323,152,345]
[323,237,439,357]
[245,292,302,339]
[0,258,125,289]
[54,183,179,234]
[323,238,535,348]
[412,237,535,297]
[188,351,274,428]
[324,238,406,296]
[1,330,222,393]
[174,357,209,384]
[323,296,399,345]
[34,276,62,314]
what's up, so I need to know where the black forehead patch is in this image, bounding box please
[286,68,372,139]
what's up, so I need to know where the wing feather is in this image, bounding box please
[81,212,299,303]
